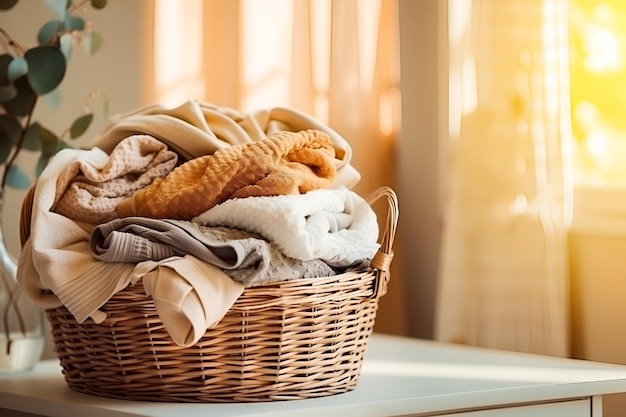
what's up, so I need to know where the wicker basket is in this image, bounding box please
[23,186,398,402]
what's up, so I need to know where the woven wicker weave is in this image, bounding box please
[26,186,398,402]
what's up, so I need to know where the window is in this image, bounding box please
[569,0,626,187]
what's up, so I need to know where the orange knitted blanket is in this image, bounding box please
[115,129,337,220]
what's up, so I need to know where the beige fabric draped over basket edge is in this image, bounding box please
[19,186,399,403]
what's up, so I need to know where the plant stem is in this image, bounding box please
[67,0,93,15]
[0,27,25,56]
[1,98,38,190]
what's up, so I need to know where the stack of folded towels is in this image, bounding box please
[17,100,380,347]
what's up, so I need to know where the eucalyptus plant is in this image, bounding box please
[0,0,107,191]
[0,0,108,361]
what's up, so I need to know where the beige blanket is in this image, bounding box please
[90,100,361,189]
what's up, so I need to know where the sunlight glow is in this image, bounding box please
[154,0,204,106]
[585,132,609,158]
[583,25,623,73]
[153,0,395,136]
[570,1,626,185]
[241,0,293,111]
[509,193,529,216]
[448,1,476,139]
[363,360,626,383]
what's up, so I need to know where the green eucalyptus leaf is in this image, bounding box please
[0,113,22,145]
[64,15,85,31]
[0,54,13,85]
[91,0,107,9]
[36,123,59,147]
[35,145,67,176]
[58,140,71,151]
[6,164,30,189]
[44,0,68,19]
[23,123,44,151]
[7,56,27,82]
[41,138,69,159]
[41,141,57,157]
[59,33,73,60]
[41,143,57,158]
[0,84,16,102]
[0,0,18,10]
[70,113,93,139]
[82,31,103,55]
[1,75,36,116]
[24,46,67,95]
[35,154,50,177]
[38,20,64,45]
[42,88,61,108]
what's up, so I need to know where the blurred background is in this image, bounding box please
[3,0,626,413]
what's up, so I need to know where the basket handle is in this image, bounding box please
[366,186,399,299]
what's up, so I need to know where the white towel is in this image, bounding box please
[192,187,380,266]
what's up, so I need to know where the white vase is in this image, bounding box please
[0,190,44,373]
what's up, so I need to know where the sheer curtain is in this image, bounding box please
[147,0,408,335]
[435,0,573,356]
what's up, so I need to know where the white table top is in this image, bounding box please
[3,333,626,417]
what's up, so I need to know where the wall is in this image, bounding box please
[396,0,447,340]
[1,0,150,358]
[569,186,626,416]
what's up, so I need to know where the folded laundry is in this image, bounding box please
[115,129,337,220]
[53,135,178,224]
[90,100,361,189]
[18,147,139,324]
[134,255,245,347]
[17,101,375,347]
[193,187,380,267]
[90,217,336,286]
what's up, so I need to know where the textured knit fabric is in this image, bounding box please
[53,135,177,224]
[17,148,139,323]
[90,217,336,286]
[90,100,361,189]
[193,187,380,266]
[116,129,337,220]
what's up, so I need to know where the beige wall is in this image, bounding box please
[569,230,626,416]
[568,185,626,416]
[394,0,447,339]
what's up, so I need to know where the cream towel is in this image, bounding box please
[17,147,243,340]
[90,100,361,189]
[17,148,138,323]
[193,188,380,266]
[134,255,244,347]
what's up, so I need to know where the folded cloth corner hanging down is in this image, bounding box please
[133,255,245,347]
[89,100,361,190]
